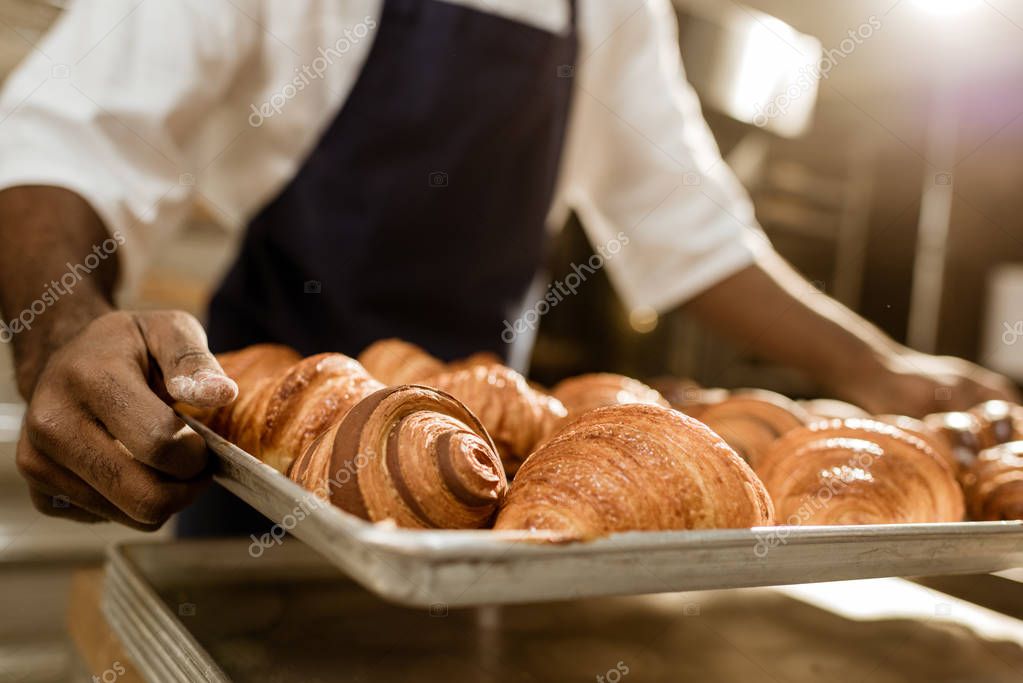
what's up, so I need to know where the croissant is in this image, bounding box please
[356,340,562,472]
[678,388,731,419]
[697,390,811,469]
[215,343,302,390]
[551,373,670,424]
[874,414,958,473]
[193,352,384,473]
[424,364,567,475]
[255,354,388,474]
[446,350,503,373]
[962,441,1023,521]
[207,345,305,454]
[493,404,774,538]
[643,376,700,405]
[195,347,507,528]
[176,343,300,426]
[970,400,1021,446]
[755,418,964,525]
[922,411,994,473]
[290,385,507,529]
[647,378,728,419]
[357,338,446,385]
[799,399,870,421]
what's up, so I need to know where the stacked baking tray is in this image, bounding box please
[101,540,1023,683]
[104,545,227,682]
[104,541,340,683]
[175,417,1023,607]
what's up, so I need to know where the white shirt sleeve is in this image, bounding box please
[0,0,258,292]
[565,0,772,314]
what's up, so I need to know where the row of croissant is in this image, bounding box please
[182,339,1023,538]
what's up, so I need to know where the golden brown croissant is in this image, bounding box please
[215,343,302,390]
[357,338,446,385]
[446,350,503,372]
[970,400,1021,446]
[755,418,964,525]
[289,385,507,528]
[446,348,549,394]
[551,373,670,424]
[206,346,303,451]
[873,414,958,473]
[195,347,507,528]
[799,398,870,421]
[678,388,731,419]
[357,339,564,475]
[962,441,1023,521]
[424,364,567,475]
[177,343,300,426]
[255,354,387,474]
[197,352,384,473]
[493,404,774,537]
[922,411,995,473]
[698,390,811,469]
[647,377,728,419]
[644,376,700,405]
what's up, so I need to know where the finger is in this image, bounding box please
[28,488,105,524]
[949,360,1019,404]
[80,360,209,479]
[955,376,1016,408]
[17,432,161,529]
[135,310,238,408]
[27,411,210,525]
[979,375,1022,404]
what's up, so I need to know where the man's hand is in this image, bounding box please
[686,252,1020,417]
[0,187,238,529]
[17,310,237,529]
[839,350,1021,417]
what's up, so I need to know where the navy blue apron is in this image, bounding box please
[178,0,579,536]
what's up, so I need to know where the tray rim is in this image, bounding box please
[103,544,231,683]
[181,415,1023,606]
[185,415,1023,556]
[100,538,1023,681]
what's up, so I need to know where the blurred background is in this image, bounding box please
[0,0,1022,679]
[535,0,1023,391]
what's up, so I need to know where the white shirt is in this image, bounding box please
[0,0,769,315]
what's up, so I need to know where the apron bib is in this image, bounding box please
[207,0,578,362]
[180,0,579,536]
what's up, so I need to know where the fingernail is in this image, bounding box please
[169,372,238,405]
[193,369,221,384]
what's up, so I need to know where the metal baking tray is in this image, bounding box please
[183,416,1023,608]
[103,541,337,683]
[102,540,1023,683]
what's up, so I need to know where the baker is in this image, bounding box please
[0,0,1016,534]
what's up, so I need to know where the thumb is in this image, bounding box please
[135,310,238,407]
